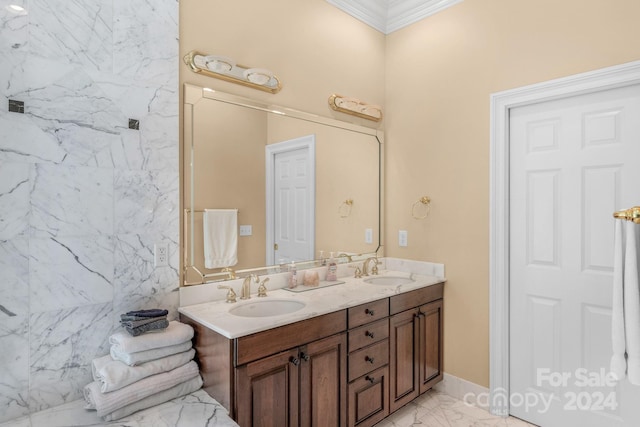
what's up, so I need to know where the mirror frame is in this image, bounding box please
[182,83,384,286]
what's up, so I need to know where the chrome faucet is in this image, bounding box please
[362,257,381,276]
[241,274,258,300]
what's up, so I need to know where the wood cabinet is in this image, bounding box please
[389,285,444,413]
[236,333,347,427]
[180,281,444,427]
[180,310,347,427]
[347,301,390,427]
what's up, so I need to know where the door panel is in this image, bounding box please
[389,309,418,412]
[510,84,640,426]
[299,333,347,427]
[236,348,300,427]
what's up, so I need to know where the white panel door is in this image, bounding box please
[510,84,640,426]
[273,146,313,263]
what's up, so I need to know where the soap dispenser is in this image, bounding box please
[326,252,337,282]
[288,261,298,289]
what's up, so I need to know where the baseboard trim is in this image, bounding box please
[434,372,493,412]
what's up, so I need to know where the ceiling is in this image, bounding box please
[326,0,463,34]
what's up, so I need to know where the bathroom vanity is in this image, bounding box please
[179,271,444,427]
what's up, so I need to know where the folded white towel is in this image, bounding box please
[203,209,238,269]
[109,321,194,354]
[92,349,195,393]
[102,375,203,422]
[84,360,199,418]
[110,340,193,366]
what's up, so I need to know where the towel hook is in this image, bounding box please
[339,199,353,218]
[412,196,431,220]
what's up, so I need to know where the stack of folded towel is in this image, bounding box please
[120,308,169,336]
[84,320,202,421]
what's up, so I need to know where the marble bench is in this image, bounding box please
[0,390,239,427]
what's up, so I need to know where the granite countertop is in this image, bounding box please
[178,269,445,339]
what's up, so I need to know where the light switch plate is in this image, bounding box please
[398,230,408,247]
[239,225,252,236]
[365,228,373,244]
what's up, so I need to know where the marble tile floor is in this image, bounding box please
[0,387,535,427]
[0,390,238,427]
[376,390,536,427]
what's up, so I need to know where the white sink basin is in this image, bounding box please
[229,299,306,317]
[363,276,415,286]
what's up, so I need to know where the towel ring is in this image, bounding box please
[339,199,353,218]
[412,196,431,219]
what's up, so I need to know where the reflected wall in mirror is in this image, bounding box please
[183,84,383,285]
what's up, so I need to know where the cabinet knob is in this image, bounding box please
[365,375,375,384]
[365,331,375,339]
[300,352,310,362]
[365,355,375,364]
[289,356,299,366]
[365,308,375,316]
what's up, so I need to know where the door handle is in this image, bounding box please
[289,356,299,366]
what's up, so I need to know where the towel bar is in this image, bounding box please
[613,206,640,224]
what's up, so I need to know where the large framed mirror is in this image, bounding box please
[182,84,383,285]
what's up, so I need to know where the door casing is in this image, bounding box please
[265,135,316,266]
[489,60,640,416]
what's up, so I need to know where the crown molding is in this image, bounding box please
[326,0,463,34]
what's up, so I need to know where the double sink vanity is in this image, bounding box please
[181,86,443,426]
[178,260,445,427]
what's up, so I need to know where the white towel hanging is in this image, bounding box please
[611,220,640,384]
[203,209,238,269]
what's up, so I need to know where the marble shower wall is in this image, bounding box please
[0,0,179,422]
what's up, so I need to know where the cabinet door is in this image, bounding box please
[418,299,443,393]
[389,308,419,413]
[236,348,300,427]
[348,365,389,427]
[299,333,347,427]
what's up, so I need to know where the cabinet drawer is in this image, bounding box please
[348,365,389,427]
[348,339,389,382]
[348,318,389,352]
[348,299,389,328]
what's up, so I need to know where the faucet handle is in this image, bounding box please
[258,278,269,297]
[371,259,381,275]
[349,265,363,278]
[221,267,236,279]
[217,285,237,303]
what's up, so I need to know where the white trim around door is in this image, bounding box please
[265,135,316,266]
[489,60,640,417]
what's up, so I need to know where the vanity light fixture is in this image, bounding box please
[184,51,282,94]
[328,94,383,122]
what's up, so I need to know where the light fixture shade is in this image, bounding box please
[204,55,235,73]
[243,68,274,86]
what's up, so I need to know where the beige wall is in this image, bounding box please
[385,0,640,387]
[179,0,385,117]
[181,0,640,389]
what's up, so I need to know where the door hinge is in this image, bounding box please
[274,243,278,250]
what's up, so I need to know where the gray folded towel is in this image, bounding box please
[124,308,169,318]
[125,318,169,337]
[120,316,167,329]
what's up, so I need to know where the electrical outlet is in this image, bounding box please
[154,242,169,267]
[365,228,373,244]
[398,230,408,247]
